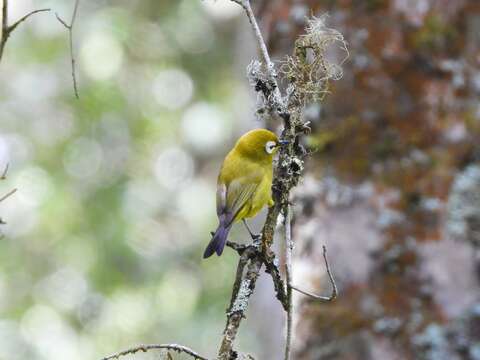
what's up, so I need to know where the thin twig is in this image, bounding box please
[291,245,338,302]
[0,188,16,203]
[8,9,50,32]
[0,0,50,61]
[283,205,293,360]
[55,0,80,98]
[1,163,8,180]
[232,0,284,108]
[101,344,208,360]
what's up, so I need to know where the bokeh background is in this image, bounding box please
[0,1,479,360]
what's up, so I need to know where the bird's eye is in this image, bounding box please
[265,141,276,154]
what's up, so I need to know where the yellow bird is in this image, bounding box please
[203,129,288,258]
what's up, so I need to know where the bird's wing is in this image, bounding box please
[216,183,227,217]
[217,171,263,226]
[226,179,259,222]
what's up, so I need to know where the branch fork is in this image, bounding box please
[0,0,50,61]
[55,0,80,98]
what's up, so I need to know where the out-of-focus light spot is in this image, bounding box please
[21,305,83,360]
[1,189,38,238]
[152,69,194,110]
[100,291,152,334]
[201,0,242,20]
[132,22,177,59]
[15,166,52,208]
[177,179,216,230]
[76,293,104,329]
[0,276,6,312]
[0,136,9,165]
[153,147,194,190]
[61,240,98,274]
[0,321,30,359]
[9,0,33,20]
[128,218,168,257]
[175,17,214,54]
[81,32,124,81]
[176,1,215,54]
[30,8,64,37]
[127,216,191,257]
[34,268,88,312]
[0,134,33,166]
[156,269,200,322]
[32,108,75,145]
[98,116,131,183]
[181,102,231,154]
[63,137,103,180]
[12,67,59,103]
[122,180,167,220]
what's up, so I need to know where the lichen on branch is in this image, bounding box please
[281,15,349,103]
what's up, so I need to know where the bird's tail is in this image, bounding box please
[203,223,231,258]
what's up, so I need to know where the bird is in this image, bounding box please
[203,128,288,258]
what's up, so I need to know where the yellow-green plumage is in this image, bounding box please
[203,129,280,258]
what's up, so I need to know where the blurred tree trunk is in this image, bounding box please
[255,1,480,359]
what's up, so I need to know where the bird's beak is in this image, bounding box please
[277,139,290,147]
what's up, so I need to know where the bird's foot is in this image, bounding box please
[250,233,261,241]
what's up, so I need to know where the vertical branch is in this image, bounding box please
[233,0,284,108]
[284,205,293,360]
[218,253,263,360]
[55,0,80,99]
[217,1,303,358]
[0,0,9,61]
[0,0,50,62]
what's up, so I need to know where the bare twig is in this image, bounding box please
[0,0,50,61]
[232,0,284,110]
[291,245,338,302]
[0,163,8,180]
[283,205,293,360]
[0,188,16,203]
[101,344,208,360]
[55,0,80,98]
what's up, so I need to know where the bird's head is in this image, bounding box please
[235,129,288,162]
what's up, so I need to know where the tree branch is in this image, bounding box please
[284,205,293,360]
[101,344,208,360]
[263,251,288,310]
[291,245,338,302]
[0,0,50,62]
[234,0,284,112]
[55,0,80,99]
[219,253,263,360]
[0,187,16,203]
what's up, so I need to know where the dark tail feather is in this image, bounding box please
[203,224,231,258]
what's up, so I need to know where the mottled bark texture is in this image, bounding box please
[257,1,480,359]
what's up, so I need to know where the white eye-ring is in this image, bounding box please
[265,141,277,154]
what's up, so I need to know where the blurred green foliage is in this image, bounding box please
[0,1,267,359]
